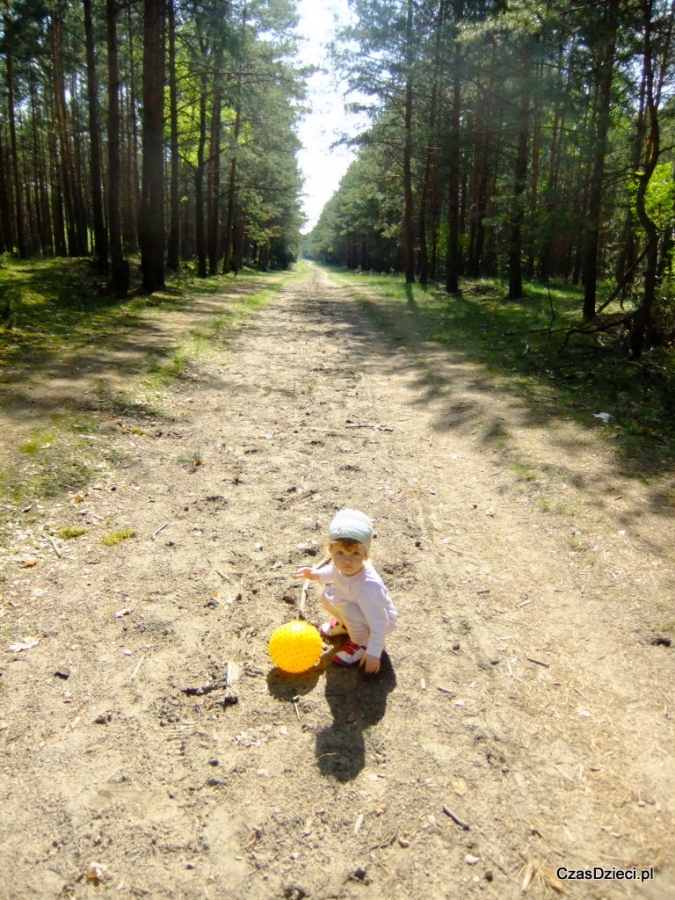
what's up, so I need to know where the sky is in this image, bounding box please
[294,0,365,233]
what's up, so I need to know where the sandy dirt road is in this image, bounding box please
[0,265,673,899]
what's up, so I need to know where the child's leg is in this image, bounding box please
[331,604,371,666]
[337,603,370,649]
[320,594,349,637]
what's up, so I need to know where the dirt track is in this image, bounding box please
[0,264,673,899]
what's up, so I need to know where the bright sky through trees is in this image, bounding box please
[295,0,361,232]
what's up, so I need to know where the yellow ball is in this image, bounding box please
[269,620,323,673]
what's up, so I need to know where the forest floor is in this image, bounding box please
[0,263,674,899]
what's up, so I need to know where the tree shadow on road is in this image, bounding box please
[315,651,397,783]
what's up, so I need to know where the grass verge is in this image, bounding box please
[0,257,300,525]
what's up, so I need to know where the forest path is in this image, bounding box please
[0,264,673,899]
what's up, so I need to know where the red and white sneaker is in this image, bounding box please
[333,640,367,666]
[320,617,349,638]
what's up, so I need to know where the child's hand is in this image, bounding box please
[296,566,317,580]
[360,654,381,674]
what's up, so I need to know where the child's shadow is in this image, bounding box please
[316,652,397,783]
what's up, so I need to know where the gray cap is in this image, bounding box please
[328,509,373,550]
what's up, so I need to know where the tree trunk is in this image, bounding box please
[49,120,67,257]
[466,33,496,278]
[166,0,180,272]
[445,0,463,293]
[538,51,568,281]
[125,3,142,254]
[107,0,129,294]
[525,70,542,280]
[5,42,27,258]
[582,0,619,320]
[69,73,90,254]
[222,77,242,275]
[0,124,13,253]
[507,38,532,300]
[195,82,208,278]
[207,44,224,276]
[84,0,108,274]
[51,10,87,257]
[629,0,674,357]
[402,0,415,285]
[616,67,647,296]
[140,0,166,293]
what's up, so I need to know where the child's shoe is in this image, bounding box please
[320,617,348,638]
[333,640,366,666]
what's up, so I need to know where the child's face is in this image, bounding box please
[330,540,367,577]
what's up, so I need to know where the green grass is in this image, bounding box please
[508,461,538,481]
[102,528,136,547]
[57,526,86,539]
[323,265,675,484]
[0,257,297,391]
[19,430,56,455]
[174,448,204,468]
[0,424,95,509]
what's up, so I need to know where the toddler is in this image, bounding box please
[296,509,398,674]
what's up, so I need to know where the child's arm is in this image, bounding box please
[295,560,334,582]
[358,581,393,672]
[360,653,381,674]
[295,566,319,581]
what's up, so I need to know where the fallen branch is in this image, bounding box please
[299,581,310,620]
[367,828,399,851]
[561,311,633,350]
[442,805,470,831]
[345,423,394,432]
[526,656,550,668]
[152,523,169,541]
[130,654,146,681]
[46,536,62,559]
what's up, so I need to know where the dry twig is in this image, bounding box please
[442,805,470,830]
[152,523,169,540]
[526,657,550,668]
[130,654,146,681]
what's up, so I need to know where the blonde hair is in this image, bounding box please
[328,538,370,558]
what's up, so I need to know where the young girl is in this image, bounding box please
[296,509,398,674]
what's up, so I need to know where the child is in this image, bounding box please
[296,509,398,674]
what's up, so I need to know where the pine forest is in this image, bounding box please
[0,0,304,292]
[306,0,675,357]
[0,0,674,355]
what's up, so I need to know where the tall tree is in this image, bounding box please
[581,0,620,319]
[139,0,166,292]
[84,0,109,274]
[507,36,533,300]
[3,20,26,258]
[629,0,675,356]
[107,0,129,294]
[166,0,180,271]
[445,0,464,293]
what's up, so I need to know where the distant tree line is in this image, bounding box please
[0,0,304,294]
[306,0,675,356]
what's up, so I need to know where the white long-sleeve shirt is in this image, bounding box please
[315,560,398,658]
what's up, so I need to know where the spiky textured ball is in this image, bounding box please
[269,620,322,673]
